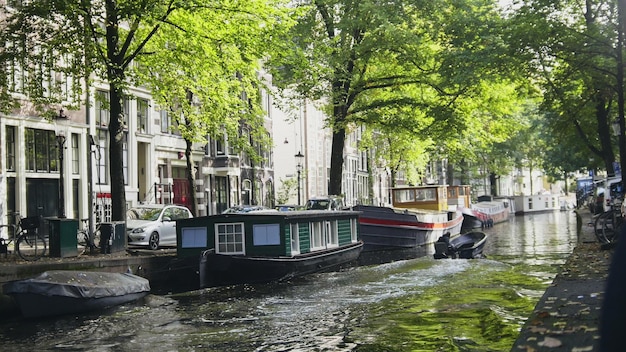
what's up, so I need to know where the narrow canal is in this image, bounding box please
[0,210,578,351]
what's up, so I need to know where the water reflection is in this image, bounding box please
[0,211,579,351]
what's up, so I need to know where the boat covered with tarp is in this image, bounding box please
[3,270,150,318]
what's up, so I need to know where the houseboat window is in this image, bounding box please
[394,189,414,203]
[310,221,325,250]
[415,189,436,201]
[326,221,338,248]
[351,218,358,242]
[181,227,207,248]
[290,223,300,255]
[215,223,245,254]
[253,224,280,246]
[528,197,533,210]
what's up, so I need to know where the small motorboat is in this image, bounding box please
[3,270,150,318]
[433,231,488,259]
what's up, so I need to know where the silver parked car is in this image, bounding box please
[127,204,193,250]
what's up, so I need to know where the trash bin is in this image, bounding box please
[99,221,126,254]
[48,218,78,258]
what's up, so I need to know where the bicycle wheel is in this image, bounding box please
[594,212,613,244]
[595,211,620,244]
[77,229,88,247]
[16,231,47,261]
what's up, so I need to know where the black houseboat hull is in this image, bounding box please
[199,241,364,288]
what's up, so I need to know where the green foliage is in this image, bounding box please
[0,0,294,219]
[267,0,531,191]
[506,0,621,175]
[275,177,298,205]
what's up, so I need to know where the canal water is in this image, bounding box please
[0,211,578,351]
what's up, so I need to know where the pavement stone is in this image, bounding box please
[510,209,613,351]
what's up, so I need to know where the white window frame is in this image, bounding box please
[310,221,325,250]
[351,218,358,243]
[290,223,300,255]
[326,220,338,248]
[215,222,245,255]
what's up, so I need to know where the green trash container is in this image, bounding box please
[100,221,126,254]
[48,218,78,258]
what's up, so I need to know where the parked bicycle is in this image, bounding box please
[594,199,624,244]
[77,218,101,253]
[0,213,47,261]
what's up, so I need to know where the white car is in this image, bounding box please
[126,204,193,250]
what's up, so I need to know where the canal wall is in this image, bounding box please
[510,208,613,351]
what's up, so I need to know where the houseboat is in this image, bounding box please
[460,196,513,230]
[513,194,560,214]
[175,210,363,288]
[447,185,472,210]
[352,185,463,253]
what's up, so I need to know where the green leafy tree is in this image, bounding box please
[0,0,291,220]
[269,0,523,196]
[132,5,293,215]
[507,0,622,177]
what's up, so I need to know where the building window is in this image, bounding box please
[122,98,130,128]
[96,129,108,185]
[160,109,169,133]
[138,98,149,133]
[71,133,79,174]
[25,128,57,173]
[6,126,15,172]
[96,90,110,127]
[215,223,245,254]
[123,132,129,185]
[215,136,225,155]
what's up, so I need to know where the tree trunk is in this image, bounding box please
[108,81,127,221]
[105,0,126,222]
[328,128,346,196]
[489,172,498,196]
[185,138,198,216]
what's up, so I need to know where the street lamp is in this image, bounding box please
[295,151,304,206]
[55,109,68,218]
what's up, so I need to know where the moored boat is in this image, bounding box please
[352,185,463,253]
[3,270,150,318]
[462,197,511,231]
[513,194,560,214]
[176,210,363,288]
[433,231,488,259]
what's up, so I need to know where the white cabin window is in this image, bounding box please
[326,221,338,248]
[253,224,280,246]
[290,223,300,255]
[310,221,325,250]
[215,223,245,254]
[351,218,358,242]
[181,227,207,248]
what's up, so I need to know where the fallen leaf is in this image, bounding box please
[572,346,594,352]
[528,326,548,333]
[537,336,562,348]
[536,311,551,319]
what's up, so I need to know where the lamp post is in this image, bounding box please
[295,151,304,206]
[55,110,68,218]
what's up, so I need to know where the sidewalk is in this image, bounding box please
[510,209,613,351]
